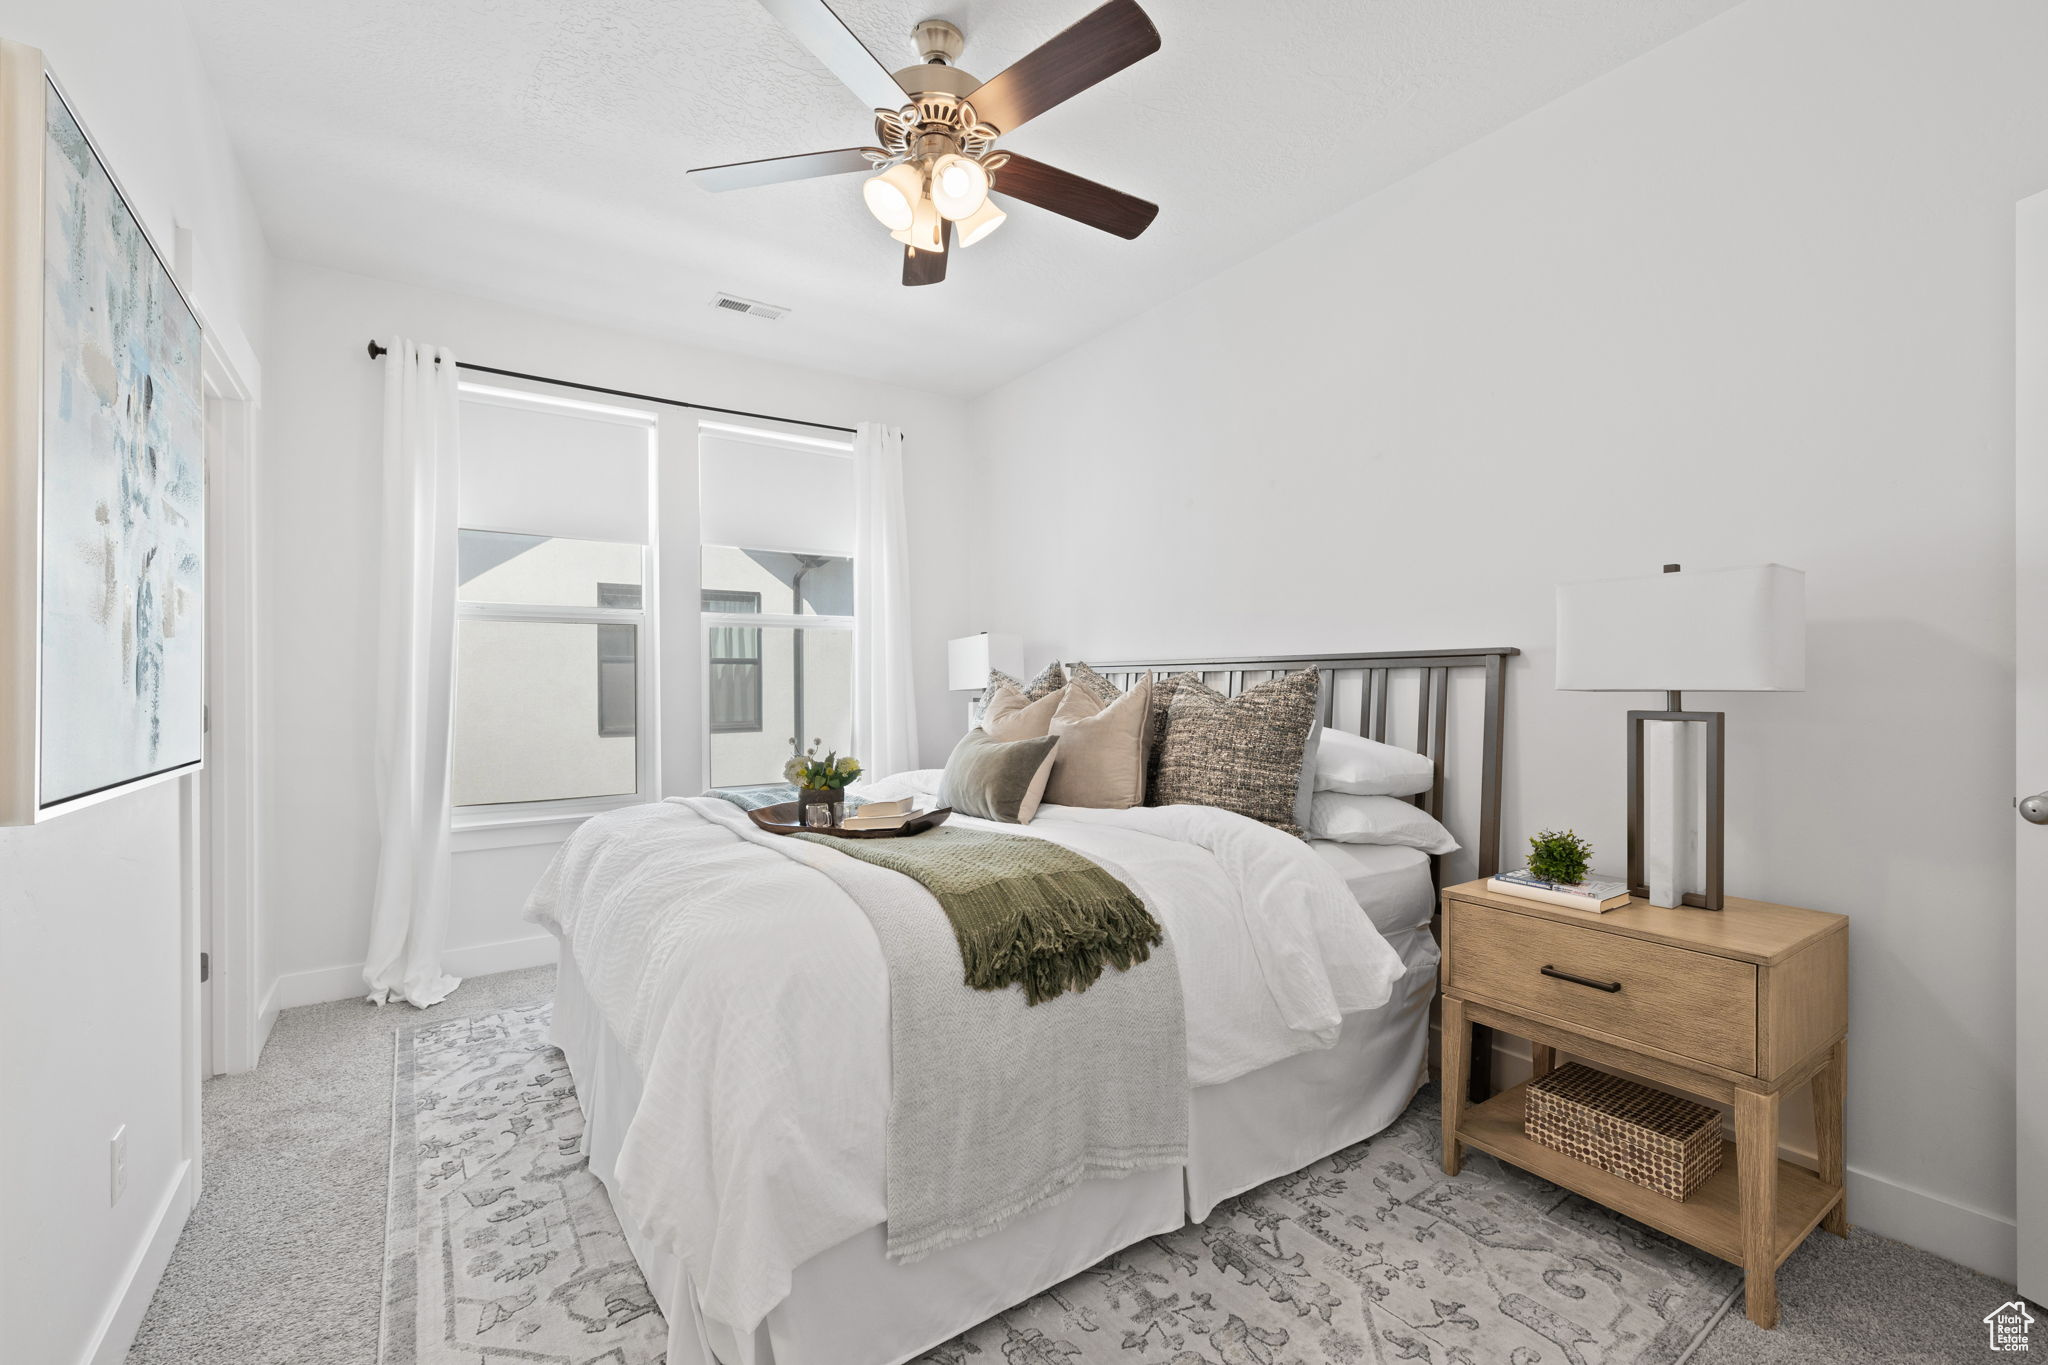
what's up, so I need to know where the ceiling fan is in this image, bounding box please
[690,0,1162,286]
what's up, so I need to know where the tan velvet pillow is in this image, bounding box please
[1044,673,1151,809]
[980,682,1063,740]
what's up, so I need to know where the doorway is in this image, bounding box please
[201,332,260,1077]
[2016,187,2048,1305]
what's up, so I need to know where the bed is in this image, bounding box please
[535,648,1515,1365]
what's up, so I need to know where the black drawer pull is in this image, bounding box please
[1541,964,1622,993]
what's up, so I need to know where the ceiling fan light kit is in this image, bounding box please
[890,194,945,253]
[955,198,1007,247]
[861,159,923,231]
[929,152,989,220]
[692,0,1163,286]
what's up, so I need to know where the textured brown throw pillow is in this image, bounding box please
[1144,671,1189,796]
[938,729,1060,824]
[971,661,1066,722]
[980,683,1063,740]
[1045,672,1151,809]
[1067,661,1125,706]
[1150,670,1322,836]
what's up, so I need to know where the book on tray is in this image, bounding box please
[1485,868,1633,912]
[840,798,917,830]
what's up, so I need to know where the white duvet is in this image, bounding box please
[524,770,1406,1339]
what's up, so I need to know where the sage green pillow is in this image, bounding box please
[938,729,1060,824]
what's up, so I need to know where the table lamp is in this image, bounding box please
[1556,564,1805,910]
[947,632,1022,726]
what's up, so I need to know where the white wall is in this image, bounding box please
[259,260,974,1007]
[966,0,2048,1280]
[0,2,270,1361]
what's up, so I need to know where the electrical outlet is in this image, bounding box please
[109,1125,127,1206]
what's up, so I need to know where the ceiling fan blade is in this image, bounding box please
[902,221,952,286]
[965,0,1160,135]
[990,154,1157,239]
[753,0,910,114]
[688,147,877,192]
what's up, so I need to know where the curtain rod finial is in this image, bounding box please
[366,339,386,359]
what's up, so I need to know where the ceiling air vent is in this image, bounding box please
[710,292,789,321]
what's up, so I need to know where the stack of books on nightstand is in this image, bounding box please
[1484,868,1632,912]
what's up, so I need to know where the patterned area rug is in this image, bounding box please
[383,1005,1741,1365]
[381,1003,667,1365]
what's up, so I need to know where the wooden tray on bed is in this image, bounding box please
[744,802,953,839]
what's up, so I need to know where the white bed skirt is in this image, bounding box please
[552,922,1440,1365]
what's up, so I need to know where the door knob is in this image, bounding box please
[2024,792,2048,825]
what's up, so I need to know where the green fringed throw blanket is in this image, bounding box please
[792,826,1162,1004]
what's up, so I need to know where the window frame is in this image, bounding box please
[450,382,661,834]
[695,419,858,794]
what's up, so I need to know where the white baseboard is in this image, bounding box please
[269,935,559,1011]
[1433,1025,2019,1284]
[443,932,558,980]
[253,978,280,1065]
[83,1157,194,1365]
[269,961,367,1010]
[1844,1163,2017,1284]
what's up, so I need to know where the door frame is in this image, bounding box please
[201,324,261,1075]
[2016,187,2047,1305]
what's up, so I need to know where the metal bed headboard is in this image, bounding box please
[1081,648,1519,881]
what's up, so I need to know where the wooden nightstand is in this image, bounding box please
[1437,879,1848,1329]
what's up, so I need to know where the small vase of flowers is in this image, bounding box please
[785,739,861,828]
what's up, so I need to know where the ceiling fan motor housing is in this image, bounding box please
[912,18,966,65]
[892,61,978,100]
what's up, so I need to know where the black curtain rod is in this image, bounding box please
[364,340,859,436]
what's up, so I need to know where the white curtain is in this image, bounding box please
[852,422,920,779]
[363,339,462,1007]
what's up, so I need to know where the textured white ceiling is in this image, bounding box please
[182,0,1742,395]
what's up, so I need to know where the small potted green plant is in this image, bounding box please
[785,739,861,827]
[1527,829,1594,887]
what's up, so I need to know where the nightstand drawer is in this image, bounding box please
[1446,900,1758,1074]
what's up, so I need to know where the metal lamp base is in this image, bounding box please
[1625,692,1725,911]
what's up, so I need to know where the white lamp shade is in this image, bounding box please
[1557,564,1806,692]
[948,632,1023,691]
[929,153,989,220]
[955,198,1006,247]
[890,195,945,253]
[862,162,923,231]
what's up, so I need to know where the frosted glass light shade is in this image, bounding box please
[1556,564,1806,692]
[889,194,945,252]
[930,153,989,220]
[947,632,1022,691]
[862,162,923,231]
[955,198,1006,247]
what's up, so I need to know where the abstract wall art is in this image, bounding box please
[0,42,205,822]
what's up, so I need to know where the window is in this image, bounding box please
[455,532,647,806]
[703,590,762,733]
[451,387,657,817]
[596,583,641,739]
[698,423,857,789]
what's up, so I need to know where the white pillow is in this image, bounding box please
[1308,791,1459,854]
[1314,728,1436,797]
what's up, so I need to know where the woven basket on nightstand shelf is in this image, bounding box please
[1525,1063,1723,1202]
